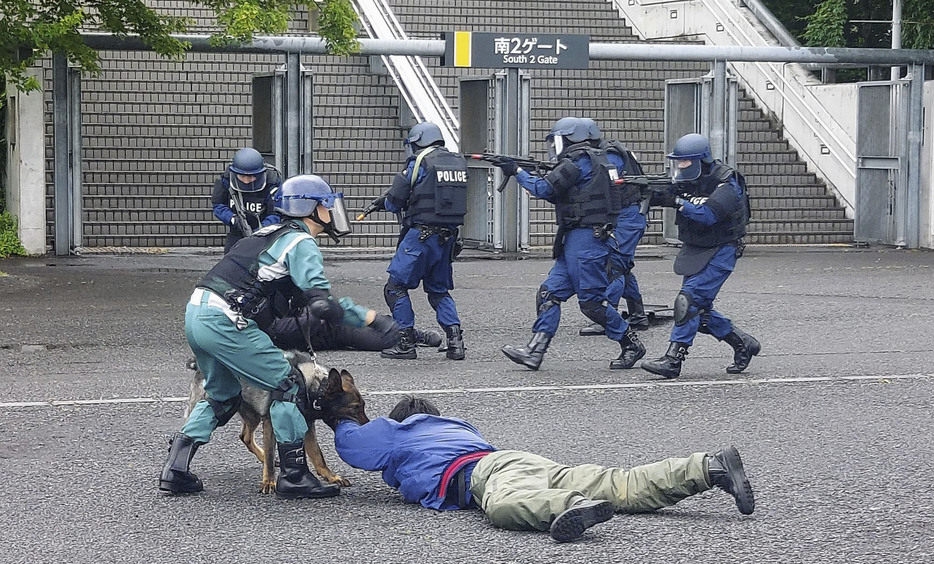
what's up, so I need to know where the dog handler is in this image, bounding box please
[160,174,360,499]
[327,395,755,542]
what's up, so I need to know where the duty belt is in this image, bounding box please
[415,225,457,243]
[438,450,493,508]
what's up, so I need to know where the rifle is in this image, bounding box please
[356,194,387,221]
[465,153,557,193]
[619,175,679,213]
[229,189,254,236]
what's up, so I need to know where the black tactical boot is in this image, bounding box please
[159,432,203,494]
[625,298,650,331]
[502,332,551,370]
[414,328,443,348]
[641,342,689,379]
[722,328,761,374]
[549,499,615,542]
[706,446,755,515]
[275,442,341,499]
[609,329,646,369]
[443,325,466,360]
[381,327,417,359]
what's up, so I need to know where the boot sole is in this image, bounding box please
[578,327,606,337]
[380,351,417,359]
[719,446,755,515]
[158,481,203,494]
[502,347,541,370]
[641,362,680,379]
[549,500,614,542]
[275,487,341,500]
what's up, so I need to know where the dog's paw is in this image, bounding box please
[259,480,276,494]
[324,474,352,487]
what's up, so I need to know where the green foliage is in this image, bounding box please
[0,210,27,258]
[800,0,847,48]
[903,0,934,49]
[0,0,359,93]
[316,0,360,56]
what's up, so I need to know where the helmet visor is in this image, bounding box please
[547,135,564,162]
[231,170,268,192]
[669,158,701,183]
[326,195,352,238]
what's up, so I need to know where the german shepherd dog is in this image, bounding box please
[186,351,364,493]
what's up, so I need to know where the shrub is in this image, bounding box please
[0,210,27,258]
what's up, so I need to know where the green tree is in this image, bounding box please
[800,0,847,47]
[0,0,359,92]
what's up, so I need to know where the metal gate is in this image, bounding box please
[662,67,737,245]
[855,81,909,246]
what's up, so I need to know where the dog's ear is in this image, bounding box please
[340,369,355,386]
[326,368,343,394]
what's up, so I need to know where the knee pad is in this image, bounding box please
[673,291,700,326]
[536,286,561,316]
[207,394,242,427]
[383,279,410,310]
[579,299,610,326]
[427,291,451,310]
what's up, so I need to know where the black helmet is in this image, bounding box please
[228,148,268,192]
[273,175,352,242]
[546,117,590,160]
[404,122,444,158]
[666,133,713,183]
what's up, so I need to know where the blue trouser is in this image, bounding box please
[669,245,738,345]
[182,289,307,445]
[606,205,647,307]
[385,227,461,328]
[532,228,628,340]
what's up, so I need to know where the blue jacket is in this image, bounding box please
[335,415,496,510]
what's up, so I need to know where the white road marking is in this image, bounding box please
[1,372,931,409]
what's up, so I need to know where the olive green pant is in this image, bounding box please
[469,450,710,531]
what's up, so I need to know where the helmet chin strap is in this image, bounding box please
[309,208,340,242]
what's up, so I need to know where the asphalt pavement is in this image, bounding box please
[1,244,932,564]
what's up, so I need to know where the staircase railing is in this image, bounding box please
[610,0,857,212]
[352,0,460,150]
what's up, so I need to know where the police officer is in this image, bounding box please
[497,117,645,371]
[160,174,355,499]
[641,133,760,379]
[212,147,282,253]
[577,118,651,336]
[374,122,468,361]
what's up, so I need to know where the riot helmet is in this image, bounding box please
[404,122,445,158]
[580,117,602,146]
[546,117,590,160]
[666,133,713,183]
[273,174,352,242]
[228,147,269,192]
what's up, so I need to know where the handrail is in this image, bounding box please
[351,0,460,150]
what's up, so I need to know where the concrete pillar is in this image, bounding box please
[5,69,46,255]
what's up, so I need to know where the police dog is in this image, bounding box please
[186,351,357,493]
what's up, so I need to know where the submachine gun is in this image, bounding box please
[464,153,557,193]
[618,174,675,213]
[356,194,387,221]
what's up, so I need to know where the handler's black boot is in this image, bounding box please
[641,342,689,379]
[159,432,203,494]
[706,446,755,515]
[610,329,646,369]
[578,321,606,337]
[443,324,466,360]
[414,328,443,348]
[275,443,340,499]
[722,328,761,374]
[625,298,650,331]
[502,332,551,370]
[381,327,417,359]
[549,498,615,542]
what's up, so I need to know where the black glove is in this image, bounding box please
[234,216,253,236]
[302,289,343,324]
[495,158,519,177]
[652,188,679,208]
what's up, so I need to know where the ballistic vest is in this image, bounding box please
[675,162,750,248]
[405,148,469,228]
[222,169,282,229]
[604,141,644,208]
[198,221,304,318]
[553,146,619,229]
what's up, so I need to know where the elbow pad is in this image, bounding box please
[544,160,580,197]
